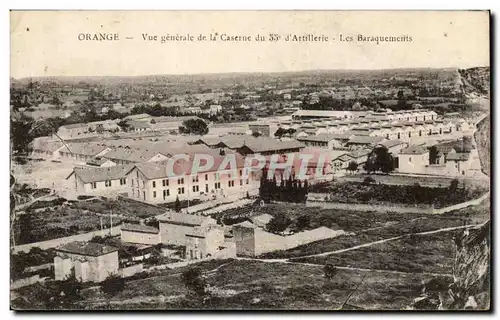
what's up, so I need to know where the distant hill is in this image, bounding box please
[13,67,459,87]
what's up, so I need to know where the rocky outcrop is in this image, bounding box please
[449,220,490,310]
[458,67,490,98]
[410,220,490,310]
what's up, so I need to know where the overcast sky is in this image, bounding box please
[10,11,489,78]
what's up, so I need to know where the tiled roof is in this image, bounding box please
[86,157,113,166]
[60,142,110,157]
[349,148,372,158]
[240,138,304,153]
[133,154,247,179]
[378,139,406,149]
[68,164,134,183]
[347,136,385,145]
[400,145,429,155]
[56,241,118,257]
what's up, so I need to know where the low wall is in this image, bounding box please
[307,192,490,215]
[12,226,121,254]
[11,275,48,290]
[120,264,144,278]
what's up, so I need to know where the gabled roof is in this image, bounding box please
[400,145,429,155]
[31,139,64,153]
[239,139,304,153]
[348,148,372,159]
[56,241,118,257]
[86,157,113,166]
[132,154,247,179]
[128,121,152,129]
[60,142,110,157]
[67,164,134,183]
[346,136,385,145]
[378,139,406,149]
[337,154,354,162]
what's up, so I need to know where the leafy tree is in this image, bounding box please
[117,119,130,132]
[147,244,163,265]
[95,124,104,134]
[274,127,296,138]
[44,271,83,309]
[324,263,338,279]
[101,273,125,297]
[449,179,460,193]
[144,217,159,229]
[181,267,210,302]
[347,161,358,173]
[178,118,209,135]
[251,131,262,138]
[294,215,311,232]
[266,212,292,234]
[363,176,376,185]
[429,146,440,164]
[10,116,34,154]
[174,196,181,212]
[365,147,395,174]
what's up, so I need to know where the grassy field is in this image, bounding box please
[258,201,489,260]
[336,174,479,188]
[10,259,438,310]
[76,260,438,310]
[291,231,457,274]
[14,197,165,244]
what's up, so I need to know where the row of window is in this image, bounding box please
[134,179,251,199]
[93,173,252,191]
[90,178,127,189]
[146,171,250,189]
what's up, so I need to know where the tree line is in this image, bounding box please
[259,168,309,204]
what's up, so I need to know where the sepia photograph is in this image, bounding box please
[9,10,491,311]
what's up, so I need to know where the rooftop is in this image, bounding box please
[56,241,118,257]
[446,153,470,161]
[121,223,159,234]
[378,139,406,149]
[347,136,385,145]
[157,212,214,226]
[400,145,429,155]
[132,153,247,179]
[67,164,134,183]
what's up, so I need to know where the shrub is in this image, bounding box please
[363,176,376,185]
[324,263,338,279]
[101,274,126,297]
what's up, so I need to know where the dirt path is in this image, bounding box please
[255,223,482,263]
[14,193,55,211]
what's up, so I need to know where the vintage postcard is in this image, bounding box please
[10,10,490,311]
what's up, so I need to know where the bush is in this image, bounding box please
[363,176,376,185]
[101,274,125,297]
[266,213,292,234]
[324,263,338,279]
